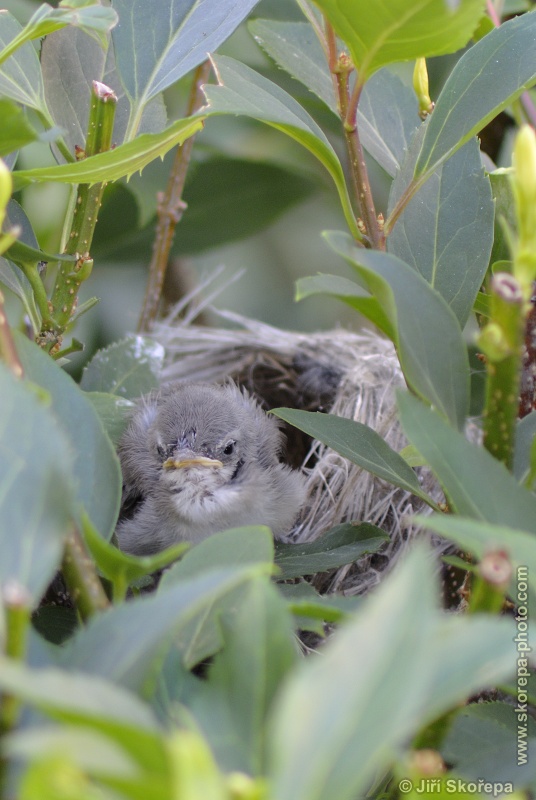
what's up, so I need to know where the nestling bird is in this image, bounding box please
[116,382,306,555]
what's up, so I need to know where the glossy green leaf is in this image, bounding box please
[13,115,204,188]
[112,0,262,140]
[268,544,516,800]
[324,231,470,429]
[0,257,40,332]
[397,391,536,531]
[440,703,536,788]
[272,407,434,506]
[489,169,516,267]
[312,0,484,82]
[0,98,37,155]
[192,581,297,774]
[0,365,75,603]
[388,134,494,328]
[4,199,77,265]
[273,522,389,579]
[249,19,419,177]
[32,606,79,646]
[415,11,536,180]
[0,11,48,115]
[0,2,117,65]
[85,392,134,446]
[61,564,270,692]
[15,333,122,541]
[203,55,359,239]
[80,334,164,398]
[296,273,394,338]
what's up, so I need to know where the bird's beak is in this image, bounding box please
[162,455,223,470]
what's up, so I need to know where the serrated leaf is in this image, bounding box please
[112,0,262,140]
[0,10,48,115]
[415,11,536,180]
[272,407,434,506]
[397,391,536,531]
[0,365,75,603]
[268,544,516,800]
[273,522,389,579]
[249,19,419,177]
[0,3,117,66]
[15,333,122,541]
[12,115,204,187]
[325,231,470,429]
[312,0,485,82]
[388,134,494,328]
[80,334,164,398]
[203,55,359,239]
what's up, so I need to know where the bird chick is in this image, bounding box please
[116,382,306,555]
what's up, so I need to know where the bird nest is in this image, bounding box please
[153,292,443,598]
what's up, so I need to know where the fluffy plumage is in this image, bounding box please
[116,382,305,555]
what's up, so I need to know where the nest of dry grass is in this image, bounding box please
[153,285,449,599]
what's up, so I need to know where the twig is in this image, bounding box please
[61,527,110,622]
[323,18,382,249]
[38,81,117,354]
[138,60,211,333]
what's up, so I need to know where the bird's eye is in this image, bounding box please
[223,441,235,456]
[156,443,166,458]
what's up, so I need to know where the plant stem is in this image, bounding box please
[61,527,110,622]
[480,273,525,468]
[38,81,117,354]
[0,290,23,378]
[323,18,382,249]
[138,61,211,333]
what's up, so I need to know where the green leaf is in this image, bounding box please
[0,257,41,333]
[191,581,297,774]
[0,365,75,602]
[397,391,536,531]
[159,527,276,669]
[0,2,117,65]
[80,334,164,398]
[272,407,435,506]
[324,231,470,429]
[440,703,536,788]
[312,0,485,82]
[81,512,190,600]
[273,522,389,579]
[268,544,516,800]
[0,98,37,155]
[85,392,134,446]
[61,564,270,693]
[4,198,77,265]
[489,169,516,266]
[203,55,359,239]
[277,581,361,623]
[112,0,262,140]
[0,11,48,115]
[415,10,536,180]
[514,411,536,484]
[32,606,79,646]
[15,333,122,541]
[12,115,204,188]
[388,134,494,328]
[249,20,419,177]
[415,513,536,604]
[295,273,394,337]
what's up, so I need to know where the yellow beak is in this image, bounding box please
[163,456,223,470]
